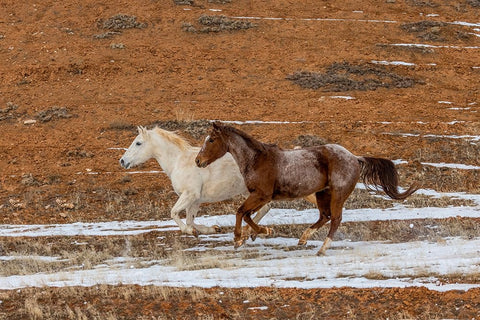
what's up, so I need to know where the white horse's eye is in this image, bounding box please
[136,142,142,146]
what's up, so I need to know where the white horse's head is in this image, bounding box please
[119,126,153,169]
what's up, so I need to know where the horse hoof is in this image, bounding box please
[234,239,245,249]
[297,239,307,246]
[316,250,327,256]
[213,225,222,233]
[192,228,199,238]
[250,233,257,241]
[258,227,274,239]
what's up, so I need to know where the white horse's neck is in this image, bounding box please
[149,131,190,178]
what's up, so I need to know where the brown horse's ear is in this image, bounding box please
[212,121,221,131]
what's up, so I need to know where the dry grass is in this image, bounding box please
[2,217,478,279]
[1,286,477,320]
[0,234,175,277]
[273,217,480,243]
[108,119,134,130]
[412,139,480,165]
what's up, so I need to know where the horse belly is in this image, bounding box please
[274,168,326,199]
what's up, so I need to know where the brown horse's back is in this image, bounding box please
[271,144,360,200]
[321,144,362,190]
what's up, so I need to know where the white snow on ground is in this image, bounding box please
[386,43,480,49]
[0,189,479,291]
[1,205,479,238]
[1,187,479,237]
[1,236,479,291]
[382,132,480,142]
[422,162,480,170]
[371,60,416,66]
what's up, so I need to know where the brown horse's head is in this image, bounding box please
[195,122,228,168]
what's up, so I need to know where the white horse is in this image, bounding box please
[119,126,271,236]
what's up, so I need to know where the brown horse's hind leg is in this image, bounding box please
[298,190,331,246]
[317,193,346,256]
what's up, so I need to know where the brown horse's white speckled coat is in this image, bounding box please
[196,123,417,255]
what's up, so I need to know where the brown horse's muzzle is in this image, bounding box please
[195,157,208,168]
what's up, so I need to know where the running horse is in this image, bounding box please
[119,126,273,237]
[195,123,418,255]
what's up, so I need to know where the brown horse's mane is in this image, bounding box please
[219,125,278,152]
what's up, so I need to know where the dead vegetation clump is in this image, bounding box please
[153,119,212,139]
[401,21,473,42]
[467,0,480,6]
[287,62,420,92]
[65,148,94,159]
[35,107,73,122]
[401,21,447,41]
[182,15,257,33]
[291,134,328,148]
[106,119,210,139]
[409,165,479,192]
[413,139,480,165]
[406,0,439,7]
[94,14,147,39]
[20,174,42,187]
[174,0,194,4]
[98,14,147,31]
[108,119,135,131]
[0,102,21,121]
[93,31,122,39]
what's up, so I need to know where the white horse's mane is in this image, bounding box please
[150,126,193,151]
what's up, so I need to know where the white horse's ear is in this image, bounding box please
[137,126,148,138]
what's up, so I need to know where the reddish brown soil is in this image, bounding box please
[0,0,479,318]
[2,286,480,319]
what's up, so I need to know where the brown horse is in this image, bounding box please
[195,123,418,255]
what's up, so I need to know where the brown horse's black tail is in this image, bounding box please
[358,157,418,200]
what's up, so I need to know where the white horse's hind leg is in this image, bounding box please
[170,192,198,235]
[254,203,271,223]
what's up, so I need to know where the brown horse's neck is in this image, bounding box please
[221,128,266,177]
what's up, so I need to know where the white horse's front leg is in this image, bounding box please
[186,203,221,236]
[171,192,198,236]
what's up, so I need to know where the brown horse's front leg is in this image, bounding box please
[234,194,271,248]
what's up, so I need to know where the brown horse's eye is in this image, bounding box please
[209,138,214,143]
